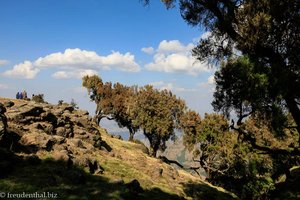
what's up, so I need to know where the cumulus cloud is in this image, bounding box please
[199,75,216,88]
[3,61,40,79]
[0,59,9,66]
[141,47,154,54]
[52,69,98,79]
[150,81,174,91]
[157,40,194,54]
[3,48,140,79]
[145,40,210,76]
[150,81,196,92]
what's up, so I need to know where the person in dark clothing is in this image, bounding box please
[19,92,23,99]
[22,90,27,99]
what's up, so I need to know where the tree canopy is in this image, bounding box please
[145,0,300,135]
[182,112,300,199]
[142,0,300,198]
[127,85,186,157]
[83,75,190,157]
[82,75,139,141]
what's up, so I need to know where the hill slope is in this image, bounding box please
[0,97,237,200]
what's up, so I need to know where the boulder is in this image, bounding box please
[3,101,14,108]
[56,127,66,137]
[88,159,104,174]
[68,138,85,149]
[19,132,52,152]
[0,103,7,141]
[152,168,163,179]
[40,112,57,125]
[74,128,86,135]
[52,150,70,162]
[18,105,45,118]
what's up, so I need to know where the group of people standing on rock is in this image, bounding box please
[16,91,27,99]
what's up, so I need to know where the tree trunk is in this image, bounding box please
[144,132,159,157]
[150,139,160,157]
[150,145,159,157]
[285,96,300,139]
[128,127,134,141]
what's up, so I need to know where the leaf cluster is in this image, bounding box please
[83,75,189,157]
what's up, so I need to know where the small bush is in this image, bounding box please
[70,98,79,109]
[32,94,45,103]
[58,100,64,105]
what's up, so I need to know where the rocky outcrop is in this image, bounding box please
[0,103,8,143]
[0,98,238,199]
[0,99,105,174]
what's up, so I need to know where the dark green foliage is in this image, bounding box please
[155,0,300,134]
[111,82,139,141]
[57,100,64,105]
[32,94,45,103]
[82,75,138,141]
[70,98,79,109]
[182,112,300,199]
[83,76,188,156]
[141,1,300,198]
[127,85,186,157]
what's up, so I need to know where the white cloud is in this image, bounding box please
[207,75,215,84]
[199,75,216,88]
[150,81,165,87]
[0,60,9,66]
[145,39,210,76]
[150,81,173,90]
[3,61,40,79]
[193,31,212,43]
[101,51,140,72]
[145,53,210,75]
[200,31,211,40]
[157,40,194,54]
[150,81,196,93]
[141,47,154,54]
[160,83,174,91]
[52,71,70,79]
[52,69,98,79]
[3,48,140,79]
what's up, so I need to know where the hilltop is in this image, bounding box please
[0,97,237,200]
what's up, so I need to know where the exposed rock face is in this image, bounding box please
[0,103,7,142]
[1,99,104,174]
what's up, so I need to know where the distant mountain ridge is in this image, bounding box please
[159,136,206,178]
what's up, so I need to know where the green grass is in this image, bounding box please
[0,151,182,200]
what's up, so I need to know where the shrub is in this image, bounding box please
[32,94,45,103]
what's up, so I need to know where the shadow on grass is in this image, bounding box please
[182,182,237,200]
[0,148,182,200]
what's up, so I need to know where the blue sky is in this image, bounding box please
[0,0,215,132]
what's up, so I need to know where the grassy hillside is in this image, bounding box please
[0,97,237,200]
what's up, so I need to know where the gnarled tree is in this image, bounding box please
[82,75,138,140]
[144,0,300,142]
[127,85,186,157]
[111,83,139,141]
